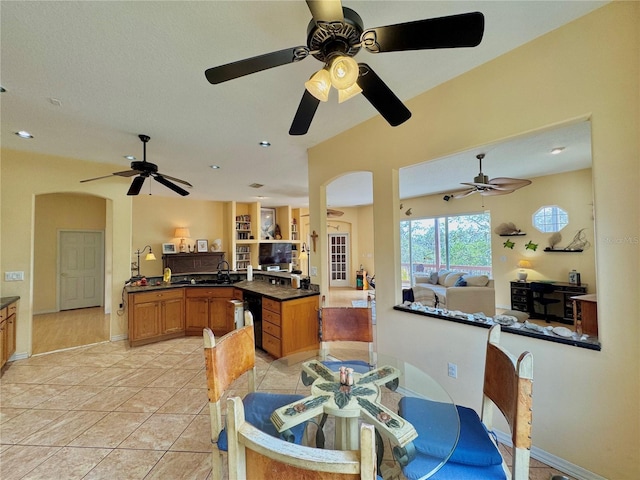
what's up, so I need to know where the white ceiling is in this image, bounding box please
[1,1,604,208]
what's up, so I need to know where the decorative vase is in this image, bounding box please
[517,271,528,281]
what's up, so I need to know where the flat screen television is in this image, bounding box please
[259,242,292,265]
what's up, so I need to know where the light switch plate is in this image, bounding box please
[4,271,24,281]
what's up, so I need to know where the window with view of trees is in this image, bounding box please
[401,212,492,286]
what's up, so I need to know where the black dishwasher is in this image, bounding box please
[244,292,263,349]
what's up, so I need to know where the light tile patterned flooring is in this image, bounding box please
[1,288,574,479]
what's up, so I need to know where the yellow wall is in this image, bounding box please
[307,3,639,479]
[132,195,226,278]
[1,149,133,351]
[33,193,106,313]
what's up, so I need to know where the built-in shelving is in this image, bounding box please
[235,215,251,240]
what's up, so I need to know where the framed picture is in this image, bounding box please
[196,239,208,253]
[162,243,177,254]
[261,208,276,239]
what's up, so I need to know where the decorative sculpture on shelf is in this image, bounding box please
[548,232,562,249]
[494,222,523,235]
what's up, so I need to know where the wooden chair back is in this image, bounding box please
[319,295,374,364]
[203,311,257,480]
[481,325,533,479]
[226,396,378,480]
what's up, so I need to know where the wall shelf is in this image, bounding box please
[499,233,527,236]
[543,248,584,252]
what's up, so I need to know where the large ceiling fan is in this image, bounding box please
[452,153,532,198]
[204,0,485,135]
[81,135,192,196]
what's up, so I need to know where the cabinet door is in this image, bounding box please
[162,297,185,334]
[0,319,6,366]
[209,297,231,335]
[131,302,161,341]
[6,313,16,361]
[185,297,210,334]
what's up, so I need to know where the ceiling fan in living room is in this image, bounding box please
[80,135,192,196]
[450,153,532,198]
[204,0,485,135]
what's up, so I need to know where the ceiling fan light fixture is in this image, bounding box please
[304,69,331,102]
[329,56,359,90]
[338,82,362,103]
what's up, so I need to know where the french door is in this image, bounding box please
[329,233,350,287]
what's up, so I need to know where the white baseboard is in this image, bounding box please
[493,430,607,480]
[9,351,29,362]
[111,333,128,342]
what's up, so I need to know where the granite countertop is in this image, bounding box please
[125,278,318,302]
[0,296,20,310]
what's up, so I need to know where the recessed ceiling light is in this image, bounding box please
[551,147,565,155]
[124,155,136,160]
[210,165,220,169]
[15,130,33,139]
[259,141,271,147]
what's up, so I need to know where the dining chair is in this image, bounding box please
[530,281,561,322]
[203,311,307,480]
[226,396,381,480]
[398,325,533,480]
[318,294,376,373]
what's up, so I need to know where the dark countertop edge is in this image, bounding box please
[393,305,601,351]
[0,296,20,310]
[125,282,319,302]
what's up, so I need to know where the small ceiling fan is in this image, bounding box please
[204,0,484,135]
[81,135,192,196]
[451,153,532,198]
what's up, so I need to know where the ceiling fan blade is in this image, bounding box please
[357,64,411,127]
[127,176,146,196]
[361,12,485,53]
[453,189,476,199]
[481,188,514,196]
[306,0,344,27]
[489,177,532,190]
[461,181,493,188]
[158,173,193,188]
[154,175,190,196]
[205,47,309,84]
[289,90,321,135]
[80,169,139,183]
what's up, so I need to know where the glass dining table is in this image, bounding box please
[258,347,460,479]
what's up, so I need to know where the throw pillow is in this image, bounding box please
[444,272,466,287]
[414,274,431,284]
[454,276,467,287]
[462,274,490,287]
[437,269,452,285]
[429,271,439,284]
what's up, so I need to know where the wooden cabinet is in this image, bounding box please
[262,295,319,359]
[510,281,588,323]
[162,252,225,274]
[128,289,185,346]
[1,301,18,371]
[185,287,235,336]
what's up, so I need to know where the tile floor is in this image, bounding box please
[2,334,574,479]
[4,289,574,479]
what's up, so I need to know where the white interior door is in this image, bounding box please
[59,230,104,310]
[329,233,350,287]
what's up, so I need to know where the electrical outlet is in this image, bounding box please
[447,362,458,379]
[311,266,318,276]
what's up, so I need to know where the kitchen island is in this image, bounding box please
[125,273,319,357]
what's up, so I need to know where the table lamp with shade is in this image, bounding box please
[174,227,191,253]
[517,259,533,281]
[132,245,156,279]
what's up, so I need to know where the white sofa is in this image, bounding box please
[411,271,496,316]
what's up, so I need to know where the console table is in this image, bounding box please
[510,280,587,324]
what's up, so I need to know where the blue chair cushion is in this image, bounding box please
[399,397,503,467]
[322,359,372,374]
[402,452,506,480]
[217,392,306,451]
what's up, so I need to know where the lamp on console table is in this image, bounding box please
[174,227,191,253]
[517,259,533,281]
